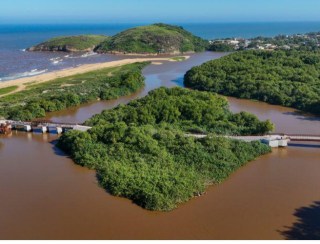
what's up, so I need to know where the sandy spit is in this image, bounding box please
[0,56,190,97]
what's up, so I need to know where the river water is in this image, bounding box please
[0,52,320,240]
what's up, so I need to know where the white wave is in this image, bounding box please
[0,69,48,81]
[65,55,81,59]
[81,52,97,58]
[51,58,63,65]
[50,57,61,61]
[20,49,26,52]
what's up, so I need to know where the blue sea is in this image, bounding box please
[1,22,320,81]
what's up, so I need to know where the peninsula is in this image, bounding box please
[0,56,189,121]
[0,56,188,97]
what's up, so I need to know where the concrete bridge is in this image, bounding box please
[272,134,320,142]
[186,134,320,148]
[1,120,319,148]
[0,120,92,134]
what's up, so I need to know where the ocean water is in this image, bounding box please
[1,22,320,81]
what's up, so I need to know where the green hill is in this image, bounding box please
[27,35,109,52]
[95,23,209,54]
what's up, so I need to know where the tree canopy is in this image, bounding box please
[184,50,320,114]
[86,87,274,135]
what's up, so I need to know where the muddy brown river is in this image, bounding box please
[0,52,319,240]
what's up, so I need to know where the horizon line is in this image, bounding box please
[3,20,320,25]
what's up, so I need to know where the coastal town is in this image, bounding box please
[209,32,320,51]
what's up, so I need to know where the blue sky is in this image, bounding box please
[1,0,320,24]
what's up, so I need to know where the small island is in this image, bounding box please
[27,23,209,55]
[58,87,273,211]
[27,35,109,52]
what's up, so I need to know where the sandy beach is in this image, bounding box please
[0,56,189,97]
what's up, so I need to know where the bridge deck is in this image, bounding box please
[2,120,319,140]
[186,134,320,143]
[1,120,92,132]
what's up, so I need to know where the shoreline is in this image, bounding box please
[0,56,190,97]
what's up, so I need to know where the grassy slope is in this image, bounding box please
[96,23,209,54]
[28,35,109,52]
[0,86,18,96]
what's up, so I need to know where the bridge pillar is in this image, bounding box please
[24,125,32,132]
[32,126,47,134]
[47,126,63,134]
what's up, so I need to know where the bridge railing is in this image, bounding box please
[269,133,320,137]
[5,120,85,127]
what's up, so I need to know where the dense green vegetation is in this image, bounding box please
[96,23,209,54]
[58,87,272,211]
[0,63,147,121]
[86,87,274,135]
[0,86,18,96]
[27,35,109,52]
[208,42,235,52]
[184,50,320,114]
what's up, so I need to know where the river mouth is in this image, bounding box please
[0,52,320,240]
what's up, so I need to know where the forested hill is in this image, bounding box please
[95,23,208,54]
[184,50,320,115]
[27,35,109,52]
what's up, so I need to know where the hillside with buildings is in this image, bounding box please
[209,32,320,51]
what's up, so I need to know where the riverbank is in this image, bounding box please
[0,56,190,97]
[0,62,150,121]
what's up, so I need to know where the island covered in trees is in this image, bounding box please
[58,87,273,211]
[28,23,209,55]
[184,50,320,115]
